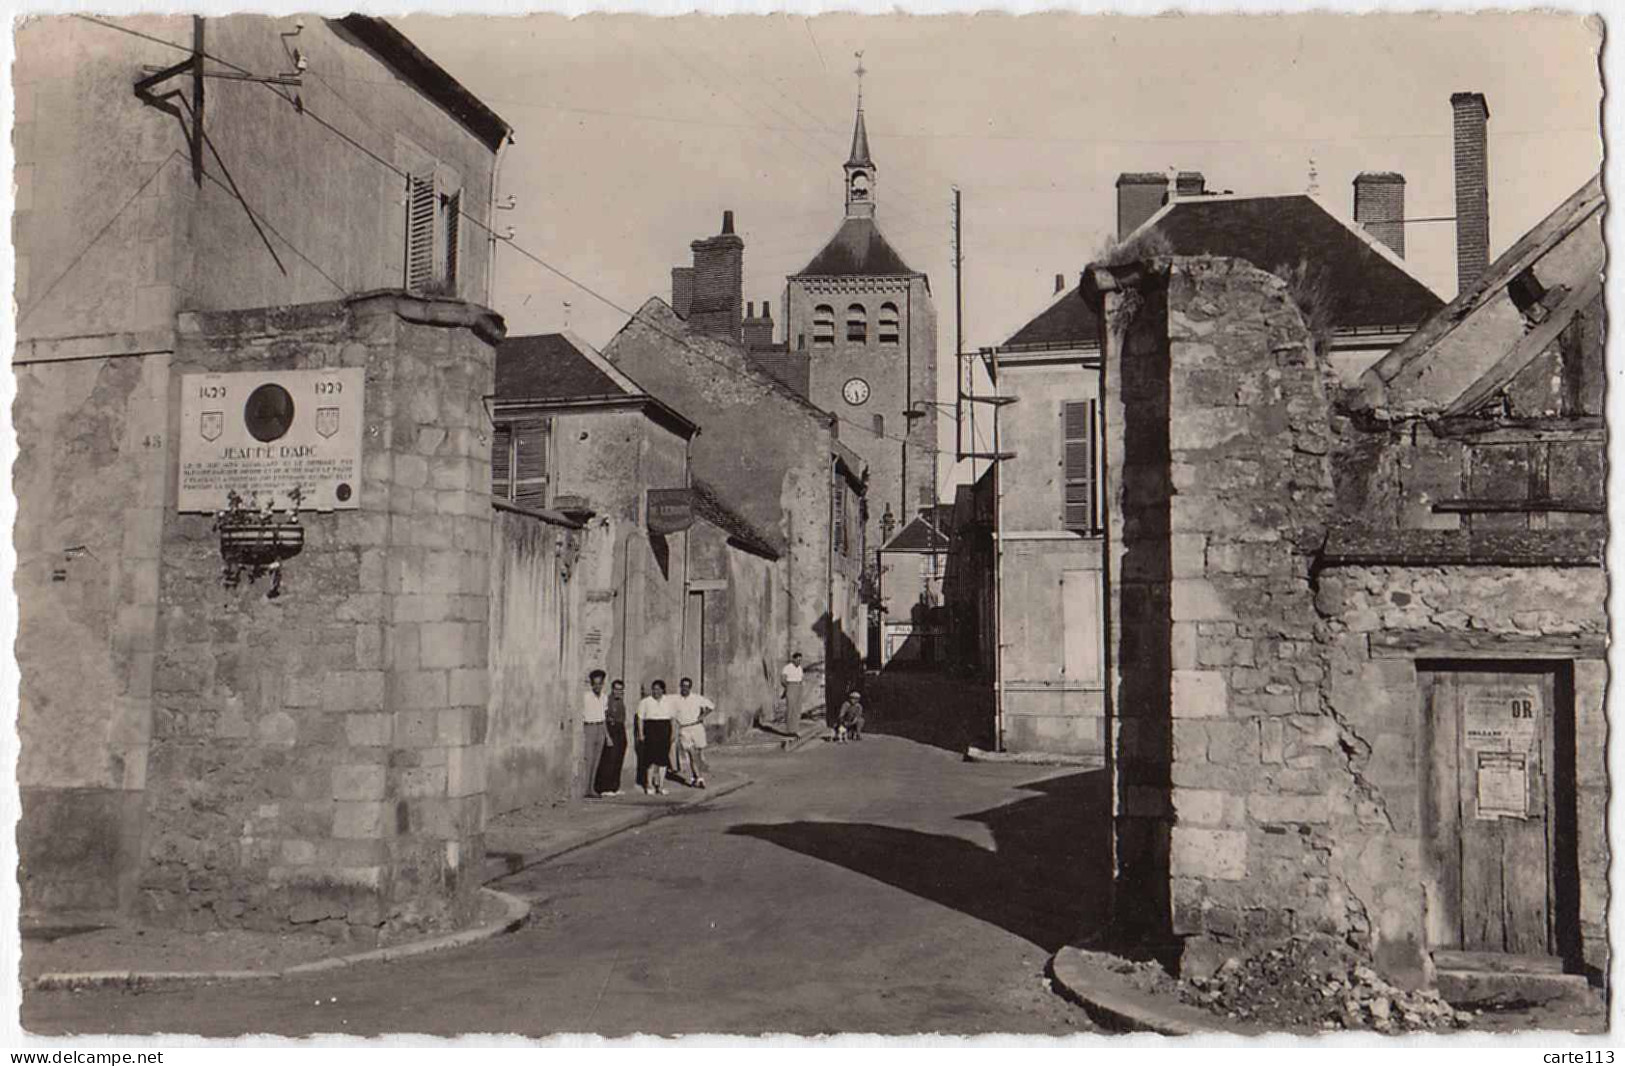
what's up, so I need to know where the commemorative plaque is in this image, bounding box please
[179,368,364,512]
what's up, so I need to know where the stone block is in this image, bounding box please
[395,671,449,710]
[345,713,392,748]
[1173,787,1245,828]
[446,745,486,799]
[397,766,448,799]
[281,839,317,865]
[256,711,297,748]
[395,709,439,749]
[419,621,466,670]
[1171,579,1233,622]
[1172,669,1228,719]
[1204,719,1256,765]
[1171,533,1207,579]
[448,669,489,708]
[332,801,389,840]
[1248,792,1331,825]
[1171,622,1199,670]
[1170,826,1247,880]
[437,707,484,747]
[1259,718,1284,764]
[322,670,386,713]
[333,764,386,802]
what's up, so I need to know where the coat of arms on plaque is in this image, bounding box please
[200,411,223,442]
[315,407,341,439]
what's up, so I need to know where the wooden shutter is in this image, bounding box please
[512,418,549,508]
[443,189,461,295]
[491,423,513,499]
[833,481,847,555]
[405,167,437,293]
[1063,400,1098,533]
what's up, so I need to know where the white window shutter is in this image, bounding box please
[512,418,549,508]
[491,423,513,499]
[405,166,437,293]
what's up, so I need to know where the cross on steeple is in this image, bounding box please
[854,51,866,107]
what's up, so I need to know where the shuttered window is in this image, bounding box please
[1063,400,1099,534]
[402,158,462,297]
[846,303,868,343]
[491,418,549,508]
[878,302,900,345]
[833,481,847,555]
[405,165,438,293]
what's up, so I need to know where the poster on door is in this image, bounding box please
[1462,684,1540,752]
[1475,751,1530,820]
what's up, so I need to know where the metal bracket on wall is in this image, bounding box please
[134,16,303,186]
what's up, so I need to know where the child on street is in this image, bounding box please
[836,690,864,743]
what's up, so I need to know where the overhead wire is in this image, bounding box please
[69,13,964,462]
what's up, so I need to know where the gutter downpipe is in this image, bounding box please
[487,131,512,305]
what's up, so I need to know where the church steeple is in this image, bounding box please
[844,52,876,219]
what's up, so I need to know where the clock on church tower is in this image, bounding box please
[781,64,939,545]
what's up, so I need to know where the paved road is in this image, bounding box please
[24,735,1109,1037]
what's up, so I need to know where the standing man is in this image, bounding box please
[581,669,609,798]
[671,677,716,788]
[781,652,805,733]
[594,678,629,797]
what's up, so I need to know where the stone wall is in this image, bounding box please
[485,505,585,815]
[139,293,501,943]
[1100,257,1348,967]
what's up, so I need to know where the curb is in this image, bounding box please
[483,773,753,884]
[30,887,531,993]
[1049,947,1261,1037]
[966,747,1105,767]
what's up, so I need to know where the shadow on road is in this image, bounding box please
[728,768,1110,952]
[861,669,995,754]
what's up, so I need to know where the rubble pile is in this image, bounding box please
[1178,939,1476,1033]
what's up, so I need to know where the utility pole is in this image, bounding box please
[952,187,964,464]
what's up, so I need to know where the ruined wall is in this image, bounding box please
[1315,565,1609,976]
[485,506,584,816]
[139,293,499,942]
[1105,257,1348,967]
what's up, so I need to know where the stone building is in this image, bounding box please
[13,15,530,940]
[1083,165,1605,994]
[488,331,786,802]
[601,300,868,717]
[874,504,953,666]
[976,155,1445,758]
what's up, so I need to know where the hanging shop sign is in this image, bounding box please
[179,368,364,512]
[1462,684,1541,753]
[647,488,694,535]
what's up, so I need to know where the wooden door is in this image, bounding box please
[1425,668,1557,955]
[1061,569,1102,685]
[683,591,705,692]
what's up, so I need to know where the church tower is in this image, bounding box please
[783,62,939,567]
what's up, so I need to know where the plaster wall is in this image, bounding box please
[689,523,785,740]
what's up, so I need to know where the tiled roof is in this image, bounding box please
[1146,195,1443,330]
[1000,193,1445,349]
[691,479,783,559]
[795,217,917,278]
[881,511,951,553]
[496,333,626,401]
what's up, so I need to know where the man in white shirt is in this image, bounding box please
[670,677,716,788]
[781,652,805,732]
[581,670,609,798]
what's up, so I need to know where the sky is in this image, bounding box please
[395,12,1602,475]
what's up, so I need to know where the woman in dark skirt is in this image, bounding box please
[635,679,676,795]
[594,678,629,796]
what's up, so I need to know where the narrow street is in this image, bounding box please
[24,732,1108,1037]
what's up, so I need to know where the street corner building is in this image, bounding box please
[1078,156,1607,993]
[13,14,540,941]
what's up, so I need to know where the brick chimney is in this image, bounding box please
[742,299,774,350]
[1353,172,1406,259]
[1452,92,1491,294]
[1116,172,1170,241]
[686,210,745,343]
[1174,171,1206,198]
[671,267,695,318]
